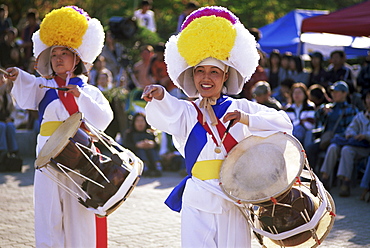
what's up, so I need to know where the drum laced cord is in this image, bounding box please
[38,165,91,200]
[239,160,333,248]
[85,121,138,172]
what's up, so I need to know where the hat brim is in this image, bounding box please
[35,46,92,77]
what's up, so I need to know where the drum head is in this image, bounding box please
[35,112,83,168]
[220,132,305,204]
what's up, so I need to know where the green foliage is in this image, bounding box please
[101,87,129,103]
[3,0,364,63]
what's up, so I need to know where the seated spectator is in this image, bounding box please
[240,49,268,100]
[288,55,309,85]
[159,132,185,174]
[0,4,13,43]
[272,78,295,109]
[285,83,315,147]
[89,55,113,86]
[357,51,370,95]
[320,89,370,197]
[252,81,282,110]
[306,81,358,173]
[123,112,162,177]
[96,72,113,92]
[360,156,370,202]
[324,50,353,91]
[308,51,327,88]
[307,84,331,110]
[0,73,18,163]
[0,27,23,68]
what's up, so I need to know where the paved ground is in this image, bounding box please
[0,156,369,248]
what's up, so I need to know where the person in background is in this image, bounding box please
[288,55,309,85]
[324,50,353,91]
[360,156,370,202]
[272,78,295,109]
[305,81,358,173]
[240,49,268,100]
[357,51,370,95]
[264,50,282,91]
[134,0,156,32]
[0,72,18,164]
[0,27,23,68]
[132,44,155,89]
[89,55,113,86]
[252,81,282,110]
[100,30,127,86]
[5,6,113,247]
[285,83,315,147]
[0,4,12,43]
[176,1,199,33]
[308,51,327,88]
[320,89,370,197]
[124,112,162,177]
[307,84,331,110]
[20,9,39,69]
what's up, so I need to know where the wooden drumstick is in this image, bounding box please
[0,68,10,76]
[39,84,69,91]
[214,119,235,154]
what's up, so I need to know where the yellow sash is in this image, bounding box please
[39,121,63,136]
[191,160,223,180]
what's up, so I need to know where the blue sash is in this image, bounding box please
[164,95,232,212]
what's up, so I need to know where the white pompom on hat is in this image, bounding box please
[164,6,259,98]
[32,6,105,77]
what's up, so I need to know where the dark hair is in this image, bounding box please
[186,1,200,10]
[141,0,151,6]
[291,82,309,105]
[248,28,262,42]
[290,56,303,73]
[280,78,295,89]
[330,50,345,58]
[131,112,150,132]
[268,50,281,67]
[362,89,370,102]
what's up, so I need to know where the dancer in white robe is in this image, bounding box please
[142,6,293,248]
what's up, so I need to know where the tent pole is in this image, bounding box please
[297,37,303,56]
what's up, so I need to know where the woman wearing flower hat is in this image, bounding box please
[142,6,292,247]
[5,6,113,247]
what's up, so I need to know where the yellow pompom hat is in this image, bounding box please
[165,6,259,97]
[32,6,105,77]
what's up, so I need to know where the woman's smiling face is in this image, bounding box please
[193,65,228,98]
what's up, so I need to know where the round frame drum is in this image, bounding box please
[219,132,336,247]
[220,132,305,204]
[35,112,143,216]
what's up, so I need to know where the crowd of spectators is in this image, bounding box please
[1,2,370,199]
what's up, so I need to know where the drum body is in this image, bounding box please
[35,112,143,216]
[219,132,335,247]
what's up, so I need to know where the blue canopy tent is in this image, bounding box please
[258,9,328,55]
[258,9,369,58]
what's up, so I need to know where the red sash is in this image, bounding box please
[54,76,79,115]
